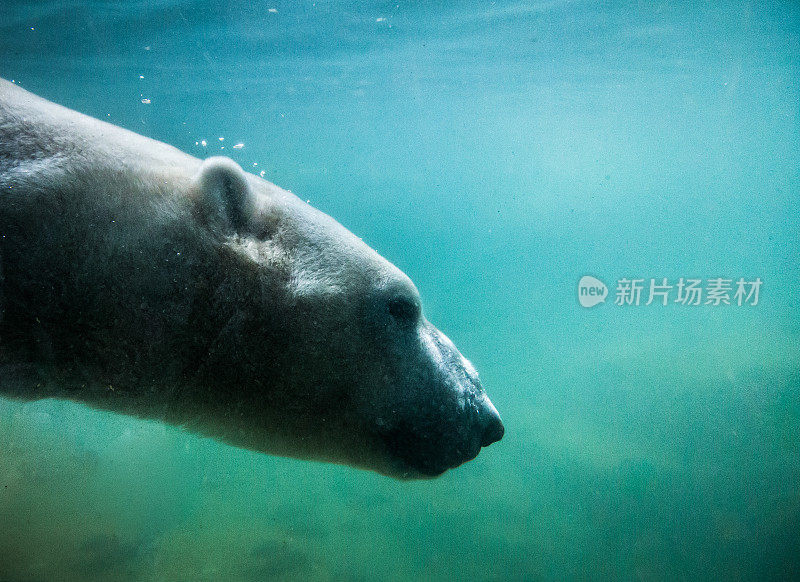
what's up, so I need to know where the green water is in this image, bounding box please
[1,1,799,580]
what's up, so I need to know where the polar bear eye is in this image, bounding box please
[387,296,420,324]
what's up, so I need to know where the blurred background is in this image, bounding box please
[1,1,798,580]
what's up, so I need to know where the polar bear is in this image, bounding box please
[0,79,503,478]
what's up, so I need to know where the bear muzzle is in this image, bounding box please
[377,389,504,479]
[376,324,505,478]
[477,393,505,448]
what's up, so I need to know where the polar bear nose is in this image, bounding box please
[477,397,505,447]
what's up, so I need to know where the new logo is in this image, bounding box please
[578,276,608,308]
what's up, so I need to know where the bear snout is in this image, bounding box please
[476,394,505,448]
[376,386,504,479]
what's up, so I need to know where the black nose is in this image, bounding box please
[479,402,504,447]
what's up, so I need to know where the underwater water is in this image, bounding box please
[1,0,799,580]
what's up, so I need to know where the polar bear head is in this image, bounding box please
[189,157,504,478]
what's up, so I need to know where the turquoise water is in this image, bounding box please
[1,1,799,580]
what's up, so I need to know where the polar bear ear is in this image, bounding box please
[194,157,256,232]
